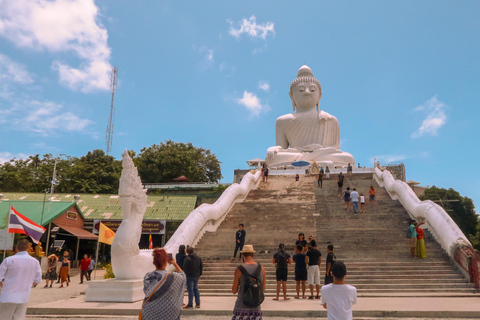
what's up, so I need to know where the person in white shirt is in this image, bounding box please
[321,261,357,320]
[0,238,42,320]
[350,188,359,215]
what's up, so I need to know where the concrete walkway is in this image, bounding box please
[27,295,480,318]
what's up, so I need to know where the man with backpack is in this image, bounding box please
[272,243,292,300]
[231,245,266,320]
[182,247,203,309]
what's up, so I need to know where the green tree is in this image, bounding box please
[136,140,222,183]
[420,186,479,249]
[68,149,121,193]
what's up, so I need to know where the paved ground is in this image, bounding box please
[23,268,480,319]
[25,317,480,320]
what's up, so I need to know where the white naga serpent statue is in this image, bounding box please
[111,150,261,280]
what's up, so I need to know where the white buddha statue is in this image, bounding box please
[265,65,355,168]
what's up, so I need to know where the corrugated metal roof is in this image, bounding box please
[0,201,79,228]
[0,193,197,221]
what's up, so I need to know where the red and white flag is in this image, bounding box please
[8,206,46,244]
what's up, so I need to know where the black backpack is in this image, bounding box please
[275,251,287,268]
[237,264,264,307]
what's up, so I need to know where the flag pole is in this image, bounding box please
[94,236,99,280]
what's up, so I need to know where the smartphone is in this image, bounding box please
[167,253,173,262]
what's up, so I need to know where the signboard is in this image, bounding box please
[0,229,15,251]
[66,211,78,220]
[93,220,166,235]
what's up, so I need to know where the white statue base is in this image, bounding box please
[85,279,144,302]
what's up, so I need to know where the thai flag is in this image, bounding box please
[8,206,46,244]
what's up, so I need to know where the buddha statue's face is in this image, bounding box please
[290,81,321,112]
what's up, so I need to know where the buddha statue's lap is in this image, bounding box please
[265,65,354,168]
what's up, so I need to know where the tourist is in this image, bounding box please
[325,166,330,179]
[231,224,246,261]
[59,256,70,287]
[337,172,344,197]
[79,254,91,284]
[325,245,336,285]
[369,186,376,206]
[292,244,307,299]
[344,187,351,211]
[360,193,366,213]
[264,166,269,182]
[409,220,418,258]
[307,235,314,250]
[0,239,42,319]
[57,250,71,283]
[182,247,203,309]
[318,170,324,188]
[350,188,359,214]
[44,254,58,288]
[416,222,427,259]
[347,163,353,178]
[295,174,300,182]
[305,239,322,299]
[320,167,324,174]
[232,245,266,320]
[88,255,95,280]
[295,233,308,253]
[176,245,187,270]
[272,243,291,301]
[141,247,185,320]
[261,165,266,182]
[321,261,357,319]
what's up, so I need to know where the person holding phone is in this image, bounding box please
[141,248,185,320]
[182,247,203,309]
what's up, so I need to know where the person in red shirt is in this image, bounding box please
[79,254,92,284]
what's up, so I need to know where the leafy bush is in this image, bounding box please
[103,263,115,279]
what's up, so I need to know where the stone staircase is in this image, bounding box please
[193,174,477,297]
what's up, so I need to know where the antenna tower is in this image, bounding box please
[105,66,118,155]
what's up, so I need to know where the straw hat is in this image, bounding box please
[239,244,256,254]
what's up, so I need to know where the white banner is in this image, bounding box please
[0,229,15,251]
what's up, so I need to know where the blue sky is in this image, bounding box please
[0,1,479,212]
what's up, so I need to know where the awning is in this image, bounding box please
[55,222,98,240]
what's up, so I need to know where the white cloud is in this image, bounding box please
[258,81,270,92]
[22,100,93,134]
[0,0,112,92]
[0,152,29,164]
[374,154,408,164]
[0,54,34,84]
[237,91,270,117]
[228,15,275,40]
[411,96,448,138]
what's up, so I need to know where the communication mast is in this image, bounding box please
[105,66,118,156]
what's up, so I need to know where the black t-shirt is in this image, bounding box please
[306,249,322,266]
[338,174,344,183]
[292,253,307,271]
[326,252,336,275]
[295,240,307,248]
[273,251,290,269]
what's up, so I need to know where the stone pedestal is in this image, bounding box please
[85,279,144,302]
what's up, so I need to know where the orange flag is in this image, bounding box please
[149,234,153,249]
[99,222,115,245]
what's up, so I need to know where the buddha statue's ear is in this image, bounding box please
[316,91,322,111]
[289,91,296,111]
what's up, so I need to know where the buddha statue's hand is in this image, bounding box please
[266,146,283,162]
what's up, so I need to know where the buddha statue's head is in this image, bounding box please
[289,65,322,112]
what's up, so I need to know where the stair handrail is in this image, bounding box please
[164,169,262,253]
[373,166,472,256]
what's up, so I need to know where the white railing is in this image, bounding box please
[164,169,262,252]
[373,166,472,257]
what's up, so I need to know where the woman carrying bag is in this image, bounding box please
[140,248,186,320]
